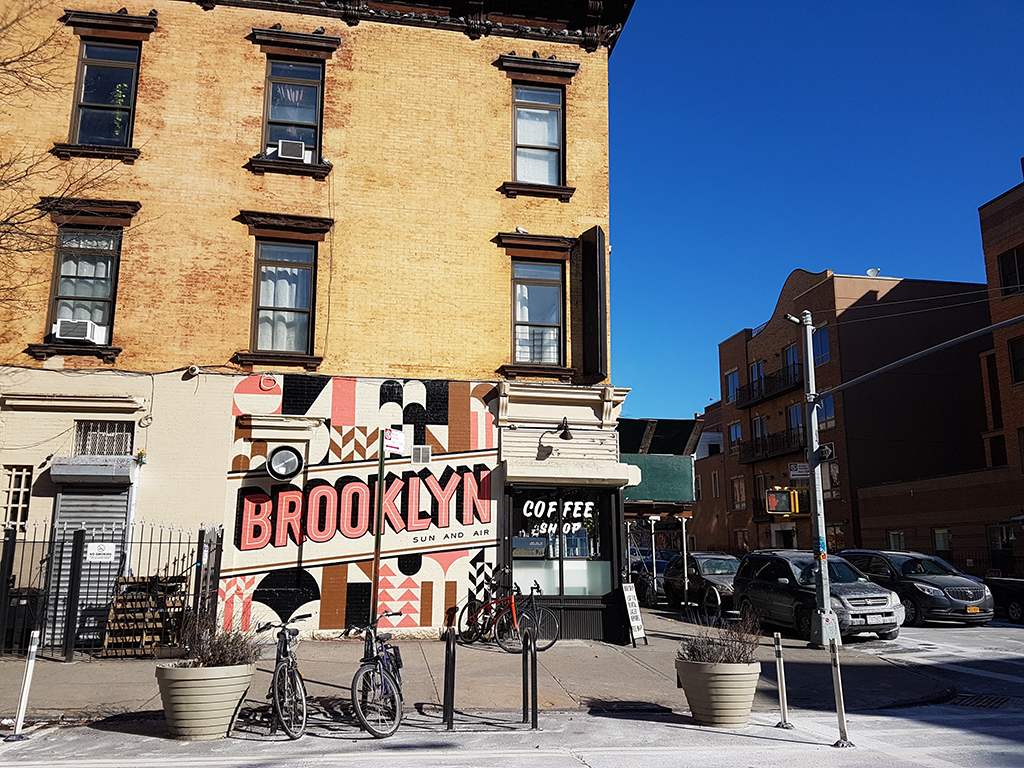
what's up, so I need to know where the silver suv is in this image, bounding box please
[734,550,904,640]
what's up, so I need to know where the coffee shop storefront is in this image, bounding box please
[497,382,641,642]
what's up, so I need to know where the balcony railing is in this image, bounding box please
[738,426,806,464]
[735,364,803,408]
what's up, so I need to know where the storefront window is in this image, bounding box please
[510,486,612,596]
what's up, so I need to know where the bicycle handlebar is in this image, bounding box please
[345,610,404,635]
[255,612,312,633]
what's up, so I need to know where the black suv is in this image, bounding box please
[663,552,741,613]
[733,550,904,640]
[840,549,994,626]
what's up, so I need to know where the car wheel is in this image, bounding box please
[703,587,722,621]
[877,628,899,640]
[738,599,756,623]
[794,606,813,642]
[1007,599,1024,624]
[900,593,924,627]
[664,584,678,608]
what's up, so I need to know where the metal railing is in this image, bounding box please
[735,365,803,408]
[738,426,806,464]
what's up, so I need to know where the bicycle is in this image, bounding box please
[518,580,560,651]
[457,567,528,653]
[256,612,311,739]
[349,610,404,738]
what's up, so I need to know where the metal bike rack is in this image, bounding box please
[521,629,538,729]
[443,626,456,730]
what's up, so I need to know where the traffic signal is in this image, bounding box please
[766,487,802,515]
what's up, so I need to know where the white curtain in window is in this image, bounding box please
[258,265,309,352]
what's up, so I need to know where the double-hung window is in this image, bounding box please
[254,241,315,354]
[514,86,563,186]
[725,370,739,403]
[813,326,830,366]
[513,261,563,365]
[72,42,140,147]
[51,228,121,345]
[264,60,323,162]
[999,246,1024,296]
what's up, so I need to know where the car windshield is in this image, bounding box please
[930,556,965,576]
[889,554,950,576]
[697,557,739,576]
[796,559,867,586]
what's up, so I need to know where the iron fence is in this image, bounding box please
[0,520,222,660]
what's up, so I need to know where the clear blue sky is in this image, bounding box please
[608,1,1024,419]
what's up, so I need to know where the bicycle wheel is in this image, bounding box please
[522,606,559,651]
[272,662,307,739]
[458,599,484,644]
[494,610,525,653]
[351,664,402,738]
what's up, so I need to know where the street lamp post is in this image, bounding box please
[788,310,842,647]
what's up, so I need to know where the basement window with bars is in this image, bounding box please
[75,420,134,456]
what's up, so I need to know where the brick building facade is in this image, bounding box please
[0,1,639,640]
[691,269,990,556]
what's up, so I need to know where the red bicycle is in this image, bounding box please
[457,567,528,653]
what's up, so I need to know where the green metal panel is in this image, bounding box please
[620,454,694,502]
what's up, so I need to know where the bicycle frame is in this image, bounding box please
[467,569,523,634]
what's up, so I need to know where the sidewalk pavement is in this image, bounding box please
[0,609,952,729]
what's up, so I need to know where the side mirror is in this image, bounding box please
[687,567,697,577]
[776,577,790,586]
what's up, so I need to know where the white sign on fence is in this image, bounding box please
[86,542,116,564]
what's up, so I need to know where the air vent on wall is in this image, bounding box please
[411,445,431,465]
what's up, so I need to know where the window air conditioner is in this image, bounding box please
[52,318,107,345]
[277,139,308,162]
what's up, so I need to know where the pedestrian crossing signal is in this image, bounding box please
[766,487,798,515]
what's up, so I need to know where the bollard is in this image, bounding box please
[521,628,539,729]
[5,630,40,742]
[773,633,794,729]
[443,626,457,731]
[829,637,854,748]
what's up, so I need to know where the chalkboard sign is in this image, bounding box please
[622,582,647,646]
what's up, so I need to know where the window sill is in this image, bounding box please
[51,143,140,164]
[497,364,575,383]
[499,182,575,203]
[26,343,121,364]
[246,155,332,180]
[234,351,323,371]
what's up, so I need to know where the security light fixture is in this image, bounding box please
[267,445,304,480]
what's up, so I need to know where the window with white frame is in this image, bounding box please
[2,466,32,525]
[50,228,122,345]
[711,471,720,499]
[513,260,564,365]
[887,530,905,549]
[513,85,564,186]
[933,527,951,553]
[254,240,316,354]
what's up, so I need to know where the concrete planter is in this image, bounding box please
[155,663,255,740]
[675,658,760,728]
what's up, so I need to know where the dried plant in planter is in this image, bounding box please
[676,614,761,665]
[176,609,264,668]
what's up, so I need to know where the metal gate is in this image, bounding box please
[1,521,222,660]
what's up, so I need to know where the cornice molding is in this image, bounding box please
[36,198,142,226]
[234,210,335,240]
[182,1,631,52]
[495,53,580,83]
[60,9,159,40]
[248,26,343,58]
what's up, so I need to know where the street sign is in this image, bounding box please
[789,461,810,478]
[817,442,835,461]
[383,427,405,454]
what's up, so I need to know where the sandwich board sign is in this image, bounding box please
[622,582,647,647]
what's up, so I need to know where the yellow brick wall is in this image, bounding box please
[0,1,611,382]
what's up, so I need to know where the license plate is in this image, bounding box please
[866,614,884,624]
[967,606,980,613]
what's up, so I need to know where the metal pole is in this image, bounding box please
[5,630,40,741]
[829,638,854,748]
[773,633,794,729]
[522,628,530,723]
[0,528,16,655]
[370,430,386,622]
[529,631,539,730]
[443,627,456,730]
[796,310,841,648]
[63,528,86,662]
[681,515,689,607]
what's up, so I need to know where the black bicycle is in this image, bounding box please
[519,580,560,651]
[256,613,311,739]
[350,610,404,738]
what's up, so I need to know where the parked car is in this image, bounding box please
[662,552,741,613]
[630,558,672,606]
[733,550,904,640]
[981,576,1024,623]
[840,549,994,627]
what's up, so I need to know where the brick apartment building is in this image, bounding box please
[0,0,639,641]
[857,162,1024,576]
[690,268,991,556]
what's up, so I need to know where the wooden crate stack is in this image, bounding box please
[101,575,187,657]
